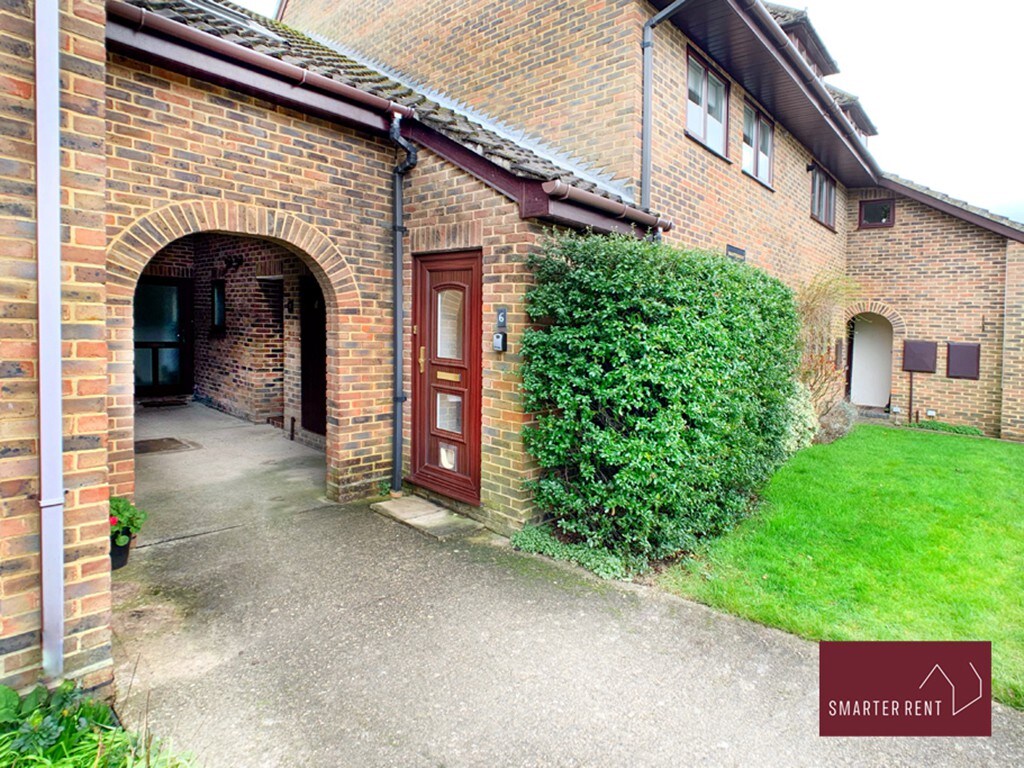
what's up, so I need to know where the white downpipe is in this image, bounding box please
[36,0,65,679]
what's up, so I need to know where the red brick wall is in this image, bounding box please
[281,0,848,291]
[192,236,286,425]
[282,259,326,451]
[104,53,397,505]
[404,147,546,534]
[1,0,112,691]
[847,189,1007,436]
[650,24,848,285]
[281,0,643,190]
[1001,241,1024,440]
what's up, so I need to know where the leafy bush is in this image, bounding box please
[109,497,147,547]
[0,681,191,767]
[784,381,818,456]
[816,400,857,445]
[903,420,984,436]
[794,274,856,422]
[521,233,800,568]
[511,525,632,579]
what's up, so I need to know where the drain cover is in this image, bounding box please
[134,437,197,454]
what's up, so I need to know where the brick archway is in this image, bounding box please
[845,299,908,337]
[106,201,373,502]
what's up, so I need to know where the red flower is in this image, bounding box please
[109,516,119,527]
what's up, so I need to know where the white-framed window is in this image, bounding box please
[742,104,773,185]
[811,165,836,228]
[686,52,728,156]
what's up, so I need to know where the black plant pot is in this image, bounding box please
[110,536,131,570]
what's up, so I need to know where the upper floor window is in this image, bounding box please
[859,199,895,228]
[742,104,773,185]
[810,165,836,229]
[687,53,728,156]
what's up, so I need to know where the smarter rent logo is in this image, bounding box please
[820,641,991,736]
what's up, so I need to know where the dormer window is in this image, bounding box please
[742,104,773,186]
[686,52,728,157]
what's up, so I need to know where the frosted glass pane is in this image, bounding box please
[757,150,771,183]
[438,441,458,471]
[135,348,153,387]
[436,392,463,434]
[742,143,754,174]
[135,283,180,342]
[436,289,463,360]
[686,101,703,136]
[706,115,724,154]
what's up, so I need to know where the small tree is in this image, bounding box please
[520,234,800,567]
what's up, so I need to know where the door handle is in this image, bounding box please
[418,345,426,374]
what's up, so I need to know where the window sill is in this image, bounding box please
[742,169,774,192]
[810,214,837,233]
[685,130,733,164]
[857,222,895,230]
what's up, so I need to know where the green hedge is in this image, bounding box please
[520,234,799,569]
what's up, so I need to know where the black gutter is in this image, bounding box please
[641,0,693,213]
[389,114,418,493]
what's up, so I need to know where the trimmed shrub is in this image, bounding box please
[521,233,800,568]
[816,400,857,444]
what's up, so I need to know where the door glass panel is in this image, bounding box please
[438,441,458,471]
[436,391,463,434]
[135,348,154,387]
[135,283,180,342]
[158,348,181,386]
[436,289,464,360]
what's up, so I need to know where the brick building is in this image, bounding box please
[1,0,1022,692]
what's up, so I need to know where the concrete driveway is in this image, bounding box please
[113,403,1024,767]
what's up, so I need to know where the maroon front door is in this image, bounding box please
[411,252,482,505]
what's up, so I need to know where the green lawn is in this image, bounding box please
[659,424,1024,708]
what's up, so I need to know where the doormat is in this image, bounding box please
[139,396,190,408]
[134,437,199,455]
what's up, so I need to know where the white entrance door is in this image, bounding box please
[849,313,893,407]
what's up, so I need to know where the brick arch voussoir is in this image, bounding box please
[107,202,361,304]
[846,300,907,337]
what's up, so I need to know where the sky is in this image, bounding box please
[235,0,1024,223]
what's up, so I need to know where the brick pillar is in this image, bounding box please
[1001,241,1024,440]
[0,0,112,691]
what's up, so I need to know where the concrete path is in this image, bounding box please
[113,403,1024,767]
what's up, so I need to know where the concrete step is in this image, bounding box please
[370,495,482,540]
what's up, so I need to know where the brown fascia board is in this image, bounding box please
[104,2,659,236]
[879,178,1024,244]
[402,123,670,234]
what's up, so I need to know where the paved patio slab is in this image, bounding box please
[112,403,1024,767]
